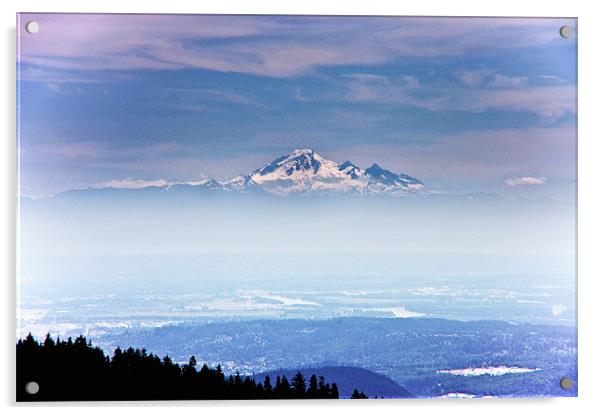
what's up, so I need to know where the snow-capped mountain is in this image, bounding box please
[93,149,423,197]
[222,148,423,196]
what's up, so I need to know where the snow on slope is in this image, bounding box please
[224,148,423,196]
[96,149,424,197]
[248,149,368,195]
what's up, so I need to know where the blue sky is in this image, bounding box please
[17,14,577,198]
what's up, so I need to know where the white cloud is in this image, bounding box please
[169,88,254,105]
[539,75,567,83]
[437,366,542,377]
[487,74,529,88]
[343,73,413,104]
[456,68,494,87]
[552,304,567,316]
[460,86,575,119]
[376,306,425,318]
[503,176,547,187]
[96,178,169,189]
[456,70,528,89]
[402,74,420,88]
[257,294,321,307]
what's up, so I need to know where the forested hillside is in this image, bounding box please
[16,334,339,401]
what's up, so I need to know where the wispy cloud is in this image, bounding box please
[95,178,169,189]
[342,73,419,104]
[326,109,387,128]
[538,74,568,84]
[456,69,529,89]
[164,88,255,106]
[487,74,529,88]
[21,140,193,163]
[341,72,574,119]
[456,68,494,88]
[19,14,574,78]
[154,87,259,113]
[503,176,547,187]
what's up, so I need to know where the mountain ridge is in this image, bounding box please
[93,148,425,197]
[253,366,411,398]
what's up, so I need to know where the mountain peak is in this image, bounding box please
[365,162,423,190]
[252,148,327,181]
[289,148,315,157]
[366,163,393,178]
[241,150,423,196]
[338,161,361,180]
[339,161,358,170]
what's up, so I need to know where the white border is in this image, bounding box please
[2,1,601,415]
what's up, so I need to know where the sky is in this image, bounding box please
[17,14,577,199]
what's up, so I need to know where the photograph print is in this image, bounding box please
[16,14,577,400]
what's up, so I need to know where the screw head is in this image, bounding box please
[560,377,573,390]
[559,25,573,38]
[25,21,39,34]
[25,381,40,395]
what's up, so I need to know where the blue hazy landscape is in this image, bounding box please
[17,14,577,398]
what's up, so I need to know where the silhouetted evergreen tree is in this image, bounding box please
[318,376,329,398]
[292,372,306,398]
[308,374,319,398]
[43,333,55,348]
[331,383,340,399]
[263,375,273,393]
[351,388,368,399]
[215,364,224,382]
[278,375,292,398]
[234,371,242,386]
[183,355,197,376]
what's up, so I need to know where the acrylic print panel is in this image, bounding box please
[16,13,577,401]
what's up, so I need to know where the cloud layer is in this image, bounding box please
[19,14,574,78]
[503,176,547,187]
[342,73,574,119]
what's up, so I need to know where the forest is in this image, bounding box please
[16,334,341,401]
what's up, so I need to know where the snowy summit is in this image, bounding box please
[222,149,424,196]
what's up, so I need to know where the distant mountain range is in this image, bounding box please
[93,149,424,197]
[253,366,411,398]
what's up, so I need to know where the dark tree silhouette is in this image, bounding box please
[277,375,292,398]
[351,388,368,399]
[292,372,306,398]
[16,334,344,401]
[308,374,319,398]
[263,375,273,393]
[331,383,340,399]
[318,376,329,398]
